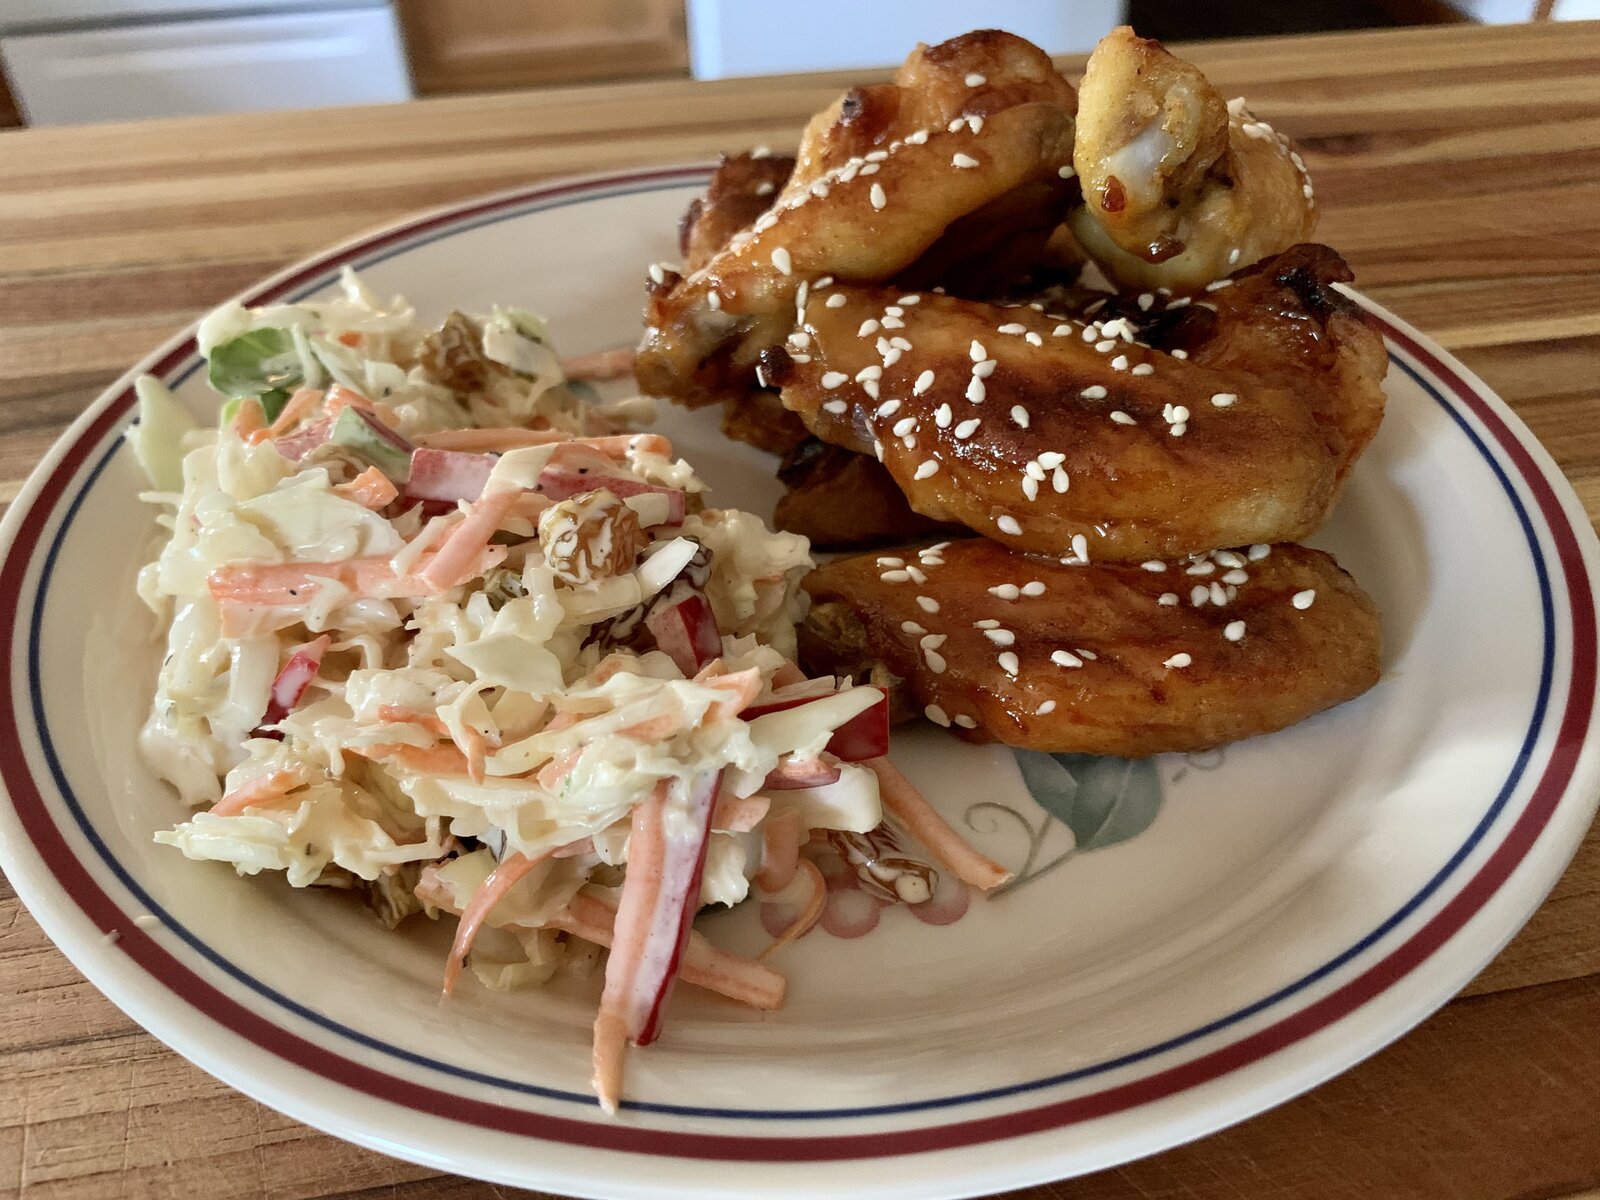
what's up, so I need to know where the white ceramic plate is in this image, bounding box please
[2,167,1598,1200]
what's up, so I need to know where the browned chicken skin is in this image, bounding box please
[766,244,1386,562]
[679,151,797,275]
[635,30,1078,410]
[801,538,1380,756]
[774,439,957,549]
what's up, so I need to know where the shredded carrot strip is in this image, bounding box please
[559,345,635,382]
[322,384,403,427]
[256,386,324,442]
[712,793,770,834]
[414,428,673,458]
[375,705,450,736]
[702,667,764,724]
[442,849,557,996]
[536,746,583,791]
[549,892,785,1010]
[542,711,581,734]
[592,782,671,1111]
[590,654,640,685]
[864,757,1014,891]
[351,742,472,775]
[210,764,312,817]
[754,806,801,891]
[333,466,399,510]
[616,712,681,742]
[337,331,362,347]
[420,490,521,591]
[208,546,506,606]
[229,396,267,441]
[759,858,826,961]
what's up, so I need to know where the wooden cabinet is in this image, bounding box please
[397,0,688,94]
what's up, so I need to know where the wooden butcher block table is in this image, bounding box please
[2,19,1598,1200]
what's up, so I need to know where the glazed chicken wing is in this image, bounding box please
[1068,27,1317,293]
[774,439,957,549]
[635,30,1078,409]
[800,538,1380,756]
[766,243,1385,562]
[679,151,797,275]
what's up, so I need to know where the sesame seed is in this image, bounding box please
[1292,589,1317,610]
[1110,411,1136,426]
[898,294,921,304]
[1082,385,1109,401]
[1164,652,1193,669]
[998,515,1022,536]
[934,403,953,429]
[989,584,1020,600]
[823,399,847,414]
[1225,620,1246,642]
[1210,581,1228,606]
[755,365,768,388]
[954,418,981,438]
[864,381,880,400]
[947,117,967,133]
[973,358,997,378]
[907,129,930,145]
[1051,650,1083,668]
[1222,569,1249,585]
[881,315,905,329]
[954,713,978,728]
[1249,544,1272,561]
[1170,422,1187,437]
[1170,405,1190,424]
[969,341,987,362]
[1036,701,1057,716]
[966,377,986,403]
[892,416,917,437]
[925,703,951,727]
[984,629,1016,646]
[1071,533,1089,562]
[998,322,1027,334]
[1054,324,1075,337]
[877,556,904,567]
[952,153,980,169]
[858,319,880,337]
[917,595,940,613]
[810,180,831,199]
[1171,349,1189,359]
[965,72,987,86]
[918,631,944,648]
[900,620,923,634]
[1095,339,1118,352]
[751,145,772,158]
[1058,164,1076,179]
[1024,461,1046,481]
[708,291,722,310]
[1159,592,1179,606]
[1111,355,1129,371]
[1186,561,1216,576]
[1228,248,1242,265]
[925,650,947,673]
[1022,475,1039,501]
[890,336,912,350]
[826,293,847,308]
[1141,560,1166,572]
[1038,451,1065,468]
[998,651,1020,675]
[1214,550,1245,569]
[772,247,793,275]
[974,618,1001,629]
[1191,585,1210,606]
[880,568,911,582]
[875,336,892,356]
[1132,363,1154,377]
[1025,331,1044,347]
[1206,279,1234,292]
[821,371,848,389]
[1011,406,1031,428]
[873,439,884,460]
[914,460,939,480]
[1052,467,1069,493]
[1212,393,1238,408]
[865,149,888,163]
[1021,581,1047,596]
[1137,293,1154,311]
[882,347,903,367]
[856,365,883,382]
[648,263,666,284]
[913,369,936,395]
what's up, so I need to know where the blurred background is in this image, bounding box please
[0,0,1594,128]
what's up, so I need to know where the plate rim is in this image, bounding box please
[1,167,1597,1195]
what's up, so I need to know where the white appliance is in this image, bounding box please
[685,0,1126,80]
[0,0,411,126]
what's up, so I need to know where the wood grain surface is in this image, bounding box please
[2,19,1599,1200]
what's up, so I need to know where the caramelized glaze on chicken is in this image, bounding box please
[679,151,797,275]
[1068,27,1317,293]
[635,30,1078,409]
[774,440,956,549]
[800,538,1380,756]
[766,244,1386,562]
